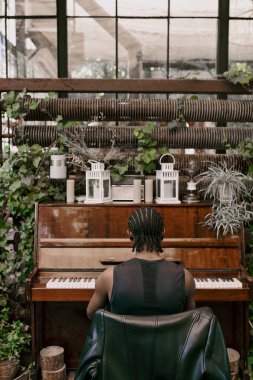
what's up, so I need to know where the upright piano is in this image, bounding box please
[26,202,252,379]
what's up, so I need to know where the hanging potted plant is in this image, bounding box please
[197,161,249,203]
[197,162,253,237]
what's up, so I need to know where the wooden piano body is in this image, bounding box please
[26,202,252,379]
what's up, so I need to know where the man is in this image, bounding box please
[87,207,195,319]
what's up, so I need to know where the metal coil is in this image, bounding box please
[113,153,250,175]
[14,124,253,150]
[23,98,253,122]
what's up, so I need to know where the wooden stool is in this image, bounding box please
[42,364,66,380]
[40,346,66,380]
[227,348,240,380]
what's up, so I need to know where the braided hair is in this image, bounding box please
[128,207,164,253]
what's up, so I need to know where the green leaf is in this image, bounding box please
[44,92,57,100]
[56,115,63,123]
[12,103,20,112]
[29,100,40,110]
[21,176,32,186]
[144,122,154,134]
[7,91,15,104]
[190,95,198,100]
[9,181,22,192]
[32,156,41,168]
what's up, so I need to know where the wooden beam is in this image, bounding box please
[0,78,251,94]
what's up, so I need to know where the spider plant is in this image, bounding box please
[197,162,253,237]
[203,201,253,238]
[197,161,249,203]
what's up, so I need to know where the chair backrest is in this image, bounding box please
[74,307,231,380]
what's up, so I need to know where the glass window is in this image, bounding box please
[118,19,167,79]
[170,0,218,17]
[7,0,56,16]
[0,0,5,16]
[0,35,6,78]
[229,20,253,63]
[0,0,249,84]
[169,19,217,79]
[0,20,6,77]
[118,0,168,17]
[5,18,57,78]
[67,0,115,17]
[68,17,116,79]
[230,0,253,18]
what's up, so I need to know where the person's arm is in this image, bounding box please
[184,269,196,310]
[86,268,112,320]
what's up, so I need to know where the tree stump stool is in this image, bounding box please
[227,348,240,380]
[41,364,66,380]
[40,346,66,380]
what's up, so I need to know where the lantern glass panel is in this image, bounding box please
[88,179,100,198]
[157,179,161,198]
[103,179,110,197]
[164,180,175,197]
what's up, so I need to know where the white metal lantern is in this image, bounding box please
[85,160,111,203]
[155,154,180,204]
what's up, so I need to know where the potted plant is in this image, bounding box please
[197,162,253,237]
[197,161,249,203]
[0,308,31,380]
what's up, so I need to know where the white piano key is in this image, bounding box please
[46,278,54,288]
[84,280,90,288]
[79,279,86,289]
[194,277,242,289]
[90,279,96,289]
[46,277,97,289]
[87,278,96,289]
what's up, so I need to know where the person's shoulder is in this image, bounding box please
[184,268,195,288]
[95,266,114,288]
[99,266,114,279]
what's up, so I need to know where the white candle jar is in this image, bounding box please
[50,155,67,179]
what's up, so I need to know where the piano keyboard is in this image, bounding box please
[46,278,96,289]
[46,277,242,289]
[194,277,242,289]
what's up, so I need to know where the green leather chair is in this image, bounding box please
[74,307,231,380]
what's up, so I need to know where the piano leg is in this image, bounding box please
[29,301,41,377]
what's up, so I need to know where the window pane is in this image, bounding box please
[230,0,253,18]
[6,19,57,78]
[0,20,6,76]
[0,0,5,16]
[8,0,56,16]
[118,0,168,17]
[169,19,217,79]
[67,0,115,16]
[68,18,116,78]
[170,0,218,17]
[229,20,253,63]
[118,19,167,79]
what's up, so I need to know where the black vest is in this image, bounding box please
[110,258,187,315]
